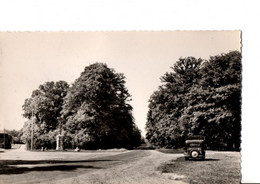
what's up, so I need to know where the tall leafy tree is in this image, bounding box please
[146,51,241,150]
[22,81,69,148]
[146,57,203,148]
[62,63,141,149]
[198,51,241,149]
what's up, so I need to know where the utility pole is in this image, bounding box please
[31,109,34,150]
[3,128,5,149]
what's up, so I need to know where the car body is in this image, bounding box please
[184,138,206,160]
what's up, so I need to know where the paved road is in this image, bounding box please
[0,145,185,184]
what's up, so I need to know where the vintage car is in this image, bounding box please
[184,137,206,160]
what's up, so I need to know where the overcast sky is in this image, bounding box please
[0,31,241,134]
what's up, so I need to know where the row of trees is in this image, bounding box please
[146,51,241,150]
[21,51,241,150]
[21,63,141,149]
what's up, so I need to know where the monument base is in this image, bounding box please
[56,134,64,151]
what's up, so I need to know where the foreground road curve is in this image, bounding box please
[0,145,186,184]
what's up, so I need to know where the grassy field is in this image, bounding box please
[158,151,241,184]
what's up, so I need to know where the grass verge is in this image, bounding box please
[158,151,241,184]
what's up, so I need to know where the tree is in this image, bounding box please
[146,57,203,148]
[62,63,141,149]
[21,81,69,149]
[4,129,23,144]
[198,51,241,150]
[22,81,69,131]
[146,51,241,150]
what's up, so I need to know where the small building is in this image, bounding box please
[0,131,12,149]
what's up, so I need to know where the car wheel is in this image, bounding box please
[191,151,199,158]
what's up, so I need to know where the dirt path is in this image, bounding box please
[1,146,186,184]
[51,150,186,184]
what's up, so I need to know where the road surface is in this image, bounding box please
[0,145,186,184]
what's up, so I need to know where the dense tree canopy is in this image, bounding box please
[146,51,241,150]
[61,63,141,149]
[22,81,69,131]
[21,63,141,150]
[22,81,69,149]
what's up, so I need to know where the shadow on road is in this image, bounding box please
[185,158,220,162]
[177,157,220,162]
[0,165,100,175]
[0,159,116,165]
[0,159,116,175]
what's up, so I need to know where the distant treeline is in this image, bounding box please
[146,51,241,151]
[3,129,23,144]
